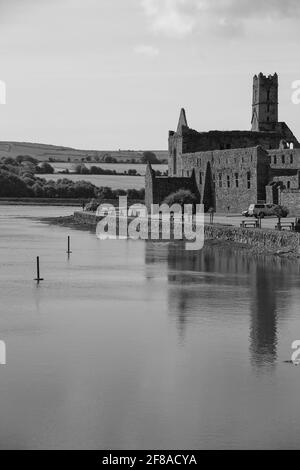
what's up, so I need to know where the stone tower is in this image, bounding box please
[251,73,278,132]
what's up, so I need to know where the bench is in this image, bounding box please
[275,222,295,231]
[240,220,259,229]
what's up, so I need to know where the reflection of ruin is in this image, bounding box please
[249,264,277,368]
[145,240,299,365]
[248,260,300,369]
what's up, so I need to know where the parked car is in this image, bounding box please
[242,209,250,217]
[242,203,284,218]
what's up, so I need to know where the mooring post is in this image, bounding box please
[67,235,72,255]
[34,256,44,283]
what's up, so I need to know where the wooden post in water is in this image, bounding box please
[34,256,44,283]
[67,236,72,255]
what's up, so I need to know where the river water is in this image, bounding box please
[1,205,300,449]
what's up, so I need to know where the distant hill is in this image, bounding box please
[0,141,168,163]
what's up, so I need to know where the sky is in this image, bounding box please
[0,0,299,150]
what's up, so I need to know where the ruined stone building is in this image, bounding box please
[145,73,300,214]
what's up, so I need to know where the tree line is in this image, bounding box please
[0,156,145,200]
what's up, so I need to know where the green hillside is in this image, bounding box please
[0,141,168,163]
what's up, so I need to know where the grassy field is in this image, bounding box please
[39,173,145,190]
[0,141,168,163]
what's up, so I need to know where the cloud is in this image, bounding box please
[140,0,300,38]
[141,0,196,37]
[134,44,159,57]
[207,0,300,20]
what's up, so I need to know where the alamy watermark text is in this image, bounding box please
[95,197,205,251]
[0,80,6,104]
[292,80,300,105]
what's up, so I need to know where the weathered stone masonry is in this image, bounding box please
[146,73,300,214]
[181,146,269,213]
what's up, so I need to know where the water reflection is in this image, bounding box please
[145,240,300,368]
[248,258,299,369]
[3,206,300,449]
[249,264,278,369]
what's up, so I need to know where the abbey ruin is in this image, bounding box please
[145,73,300,214]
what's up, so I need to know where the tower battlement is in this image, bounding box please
[251,72,278,131]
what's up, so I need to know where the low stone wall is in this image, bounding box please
[204,224,300,254]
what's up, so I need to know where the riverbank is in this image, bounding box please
[0,197,143,206]
[39,211,300,258]
[0,197,85,206]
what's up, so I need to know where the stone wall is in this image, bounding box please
[145,163,155,210]
[153,175,199,206]
[180,129,284,154]
[273,122,300,147]
[157,145,275,213]
[168,132,183,177]
[269,148,300,168]
[271,174,299,190]
[266,185,279,204]
[145,162,200,211]
[204,224,300,254]
[180,146,270,213]
[73,210,300,255]
[166,136,300,213]
[279,190,300,216]
[168,127,288,177]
